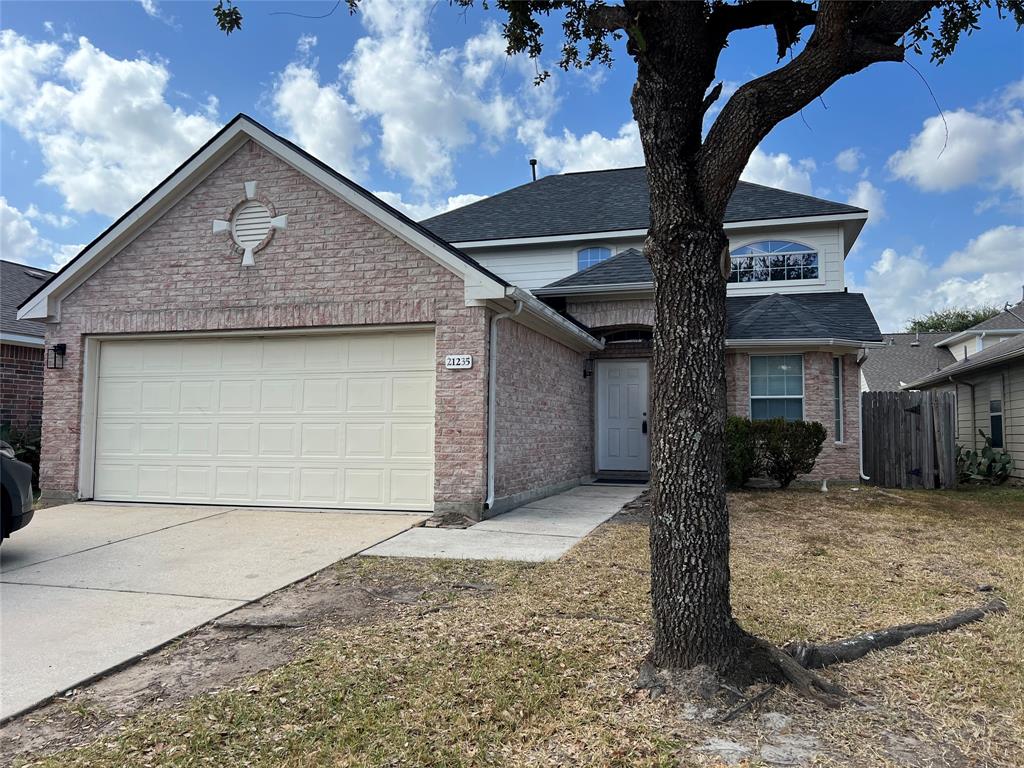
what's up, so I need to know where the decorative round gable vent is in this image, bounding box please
[212,181,287,267]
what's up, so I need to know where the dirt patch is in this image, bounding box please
[0,556,520,763]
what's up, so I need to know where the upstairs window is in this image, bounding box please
[578,246,611,271]
[729,240,819,284]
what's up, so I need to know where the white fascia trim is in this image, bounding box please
[504,286,604,352]
[0,332,45,347]
[452,212,869,251]
[726,338,886,349]
[906,346,1024,389]
[18,118,505,322]
[935,328,1024,348]
[532,282,654,297]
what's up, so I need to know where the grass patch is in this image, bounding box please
[17,486,1024,767]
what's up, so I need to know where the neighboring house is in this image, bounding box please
[19,114,881,517]
[932,295,1024,361]
[905,333,1024,482]
[1,260,54,436]
[425,168,881,482]
[860,332,956,392]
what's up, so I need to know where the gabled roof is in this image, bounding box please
[934,298,1024,347]
[725,292,882,343]
[541,247,651,290]
[908,332,1024,389]
[422,166,867,244]
[861,332,957,391]
[18,113,510,322]
[1,260,53,342]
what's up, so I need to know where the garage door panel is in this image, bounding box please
[94,332,435,511]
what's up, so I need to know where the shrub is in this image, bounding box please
[724,416,758,489]
[0,422,41,492]
[956,430,1014,485]
[753,419,827,489]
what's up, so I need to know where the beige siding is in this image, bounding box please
[465,223,849,294]
[952,366,1023,481]
[1006,364,1024,480]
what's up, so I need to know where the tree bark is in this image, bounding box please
[630,5,754,681]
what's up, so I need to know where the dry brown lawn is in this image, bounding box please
[10,485,1023,767]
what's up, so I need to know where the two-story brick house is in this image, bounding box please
[19,115,881,518]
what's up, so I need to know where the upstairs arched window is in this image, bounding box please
[728,240,819,284]
[578,246,612,271]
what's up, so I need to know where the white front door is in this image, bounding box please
[596,359,649,472]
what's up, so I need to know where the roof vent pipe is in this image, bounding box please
[529,158,537,182]
[910,332,920,347]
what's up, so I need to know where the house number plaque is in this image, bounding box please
[445,354,473,370]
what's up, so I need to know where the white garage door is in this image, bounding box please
[93,331,435,510]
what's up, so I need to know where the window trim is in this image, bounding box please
[728,239,823,286]
[989,379,1004,449]
[576,245,613,272]
[832,356,844,443]
[749,354,805,422]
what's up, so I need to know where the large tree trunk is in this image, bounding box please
[630,7,753,682]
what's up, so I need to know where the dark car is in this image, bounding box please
[1,440,34,542]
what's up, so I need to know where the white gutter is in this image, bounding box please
[504,286,604,351]
[485,300,523,510]
[532,281,654,297]
[934,328,1024,348]
[726,338,887,349]
[0,332,45,347]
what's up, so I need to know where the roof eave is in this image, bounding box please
[726,337,885,349]
[905,346,1024,389]
[533,281,654,297]
[18,115,508,322]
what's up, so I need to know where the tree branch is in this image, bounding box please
[587,2,631,33]
[708,1,818,59]
[698,0,937,220]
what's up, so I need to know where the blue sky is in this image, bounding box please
[1,0,1022,330]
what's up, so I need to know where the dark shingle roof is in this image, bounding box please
[1,260,53,338]
[422,167,866,243]
[964,299,1024,332]
[544,248,651,289]
[908,333,1024,389]
[725,292,881,342]
[861,332,957,391]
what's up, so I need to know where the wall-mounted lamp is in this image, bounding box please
[46,343,66,370]
[583,358,594,379]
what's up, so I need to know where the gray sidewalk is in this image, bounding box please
[362,483,643,562]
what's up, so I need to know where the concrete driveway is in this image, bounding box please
[0,503,426,721]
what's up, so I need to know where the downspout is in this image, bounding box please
[484,300,523,511]
[857,348,870,481]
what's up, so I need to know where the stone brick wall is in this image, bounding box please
[567,299,655,330]
[40,140,489,512]
[726,351,861,480]
[1,343,45,434]
[493,320,592,500]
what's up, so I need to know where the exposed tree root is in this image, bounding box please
[638,599,1008,711]
[784,598,1008,670]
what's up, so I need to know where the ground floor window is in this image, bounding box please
[832,356,843,442]
[750,354,804,421]
[990,380,1004,448]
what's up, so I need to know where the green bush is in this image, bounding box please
[1,422,41,492]
[956,430,1014,485]
[724,416,758,489]
[753,419,827,489]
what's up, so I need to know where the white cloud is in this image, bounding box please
[341,1,522,192]
[740,148,816,194]
[834,147,862,173]
[940,224,1024,276]
[1,197,82,271]
[851,226,1024,331]
[373,191,487,221]
[24,204,75,229]
[888,84,1024,197]
[272,40,367,180]
[847,180,886,222]
[520,120,642,174]
[138,0,176,26]
[0,31,219,217]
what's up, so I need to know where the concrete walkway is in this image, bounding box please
[363,483,643,562]
[0,504,426,721]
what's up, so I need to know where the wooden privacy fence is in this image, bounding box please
[861,391,958,489]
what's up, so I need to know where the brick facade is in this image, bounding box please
[40,140,490,512]
[1,343,45,435]
[494,320,592,502]
[568,296,863,481]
